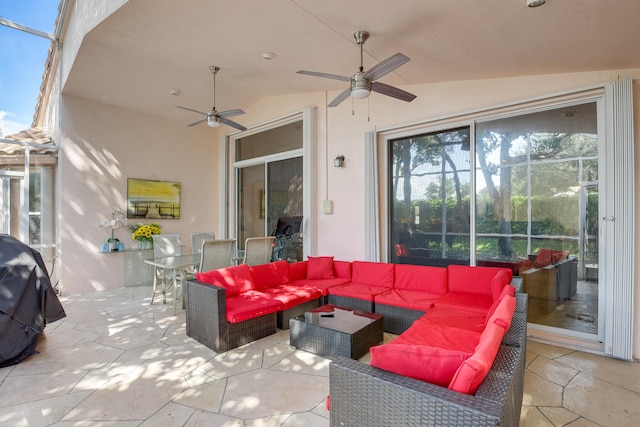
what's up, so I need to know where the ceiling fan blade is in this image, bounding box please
[218,109,245,118]
[327,88,352,107]
[187,118,207,127]
[297,70,351,82]
[175,105,207,116]
[371,81,417,102]
[219,116,247,132]
[364,53,410,81]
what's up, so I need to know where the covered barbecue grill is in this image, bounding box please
[0,234,66,367]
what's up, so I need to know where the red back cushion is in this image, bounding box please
[490,270,512,300]
[370,344,471,387]
[394,264,447,294]
[334,261,352,279]
[306,256,336,279]
[447,265,512,296]
[196,264,255,297]
[249,260,291,289]
[288,261,308,281]
[484,293,516,330]
[352,261,394,288]
[448,320,505,394]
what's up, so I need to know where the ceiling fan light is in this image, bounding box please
[207,117,220,127]
[351,88,371,99]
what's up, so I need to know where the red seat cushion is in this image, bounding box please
[433,292,494,315]
[418,305,487,333]
[225,290,283,323]
[196,264,256,297]
[261,284,321,309]
[393,320,481,353]
[374,289,439,312]
[307,256,336,279]
[370,344,471,387]
[327,282,389,302]
[291,278,350,296]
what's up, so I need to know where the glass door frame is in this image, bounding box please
[224,108,316,258]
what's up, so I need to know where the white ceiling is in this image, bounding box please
[62,0,640,126]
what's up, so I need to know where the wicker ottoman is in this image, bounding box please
[289,304,383,359]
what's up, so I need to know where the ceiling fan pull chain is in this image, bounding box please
[367,97,370,122]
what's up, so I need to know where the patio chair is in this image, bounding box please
[199,239,236,272]
[240,236,275,266]
[190,231,216,254]
[151,234,188,309]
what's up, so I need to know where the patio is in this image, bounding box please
[1,285,639,426]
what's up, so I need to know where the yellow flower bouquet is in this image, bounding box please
[129,223,161,249]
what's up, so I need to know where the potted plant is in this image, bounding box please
[100,207,127,252]
[129,223,162,249]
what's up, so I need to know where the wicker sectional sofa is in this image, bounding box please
[186,257,527,425]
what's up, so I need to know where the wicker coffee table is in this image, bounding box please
[289,304,383,359]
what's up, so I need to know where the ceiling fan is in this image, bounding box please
[176,66,247,131]
[297,31,417,107]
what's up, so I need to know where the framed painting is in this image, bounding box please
[127,178,181,219]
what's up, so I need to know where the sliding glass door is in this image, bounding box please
[388,101,601,339]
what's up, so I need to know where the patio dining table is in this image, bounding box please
[144,253,201,309]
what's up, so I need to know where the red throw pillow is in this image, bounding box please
[370,344,471,387]
[533,248,553,268]
[306,256,336,279]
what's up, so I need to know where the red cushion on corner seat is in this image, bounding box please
[393,320,481,353]
[370,343,472,387]
[196,264,256,297]
[433,292,494,315]
[225,290,284,323]
[374,289,439,312]
[418,305,486,333]
[490,270,513,300]
[249,260,291,290]
[307,256,336,279]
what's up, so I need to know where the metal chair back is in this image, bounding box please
[242,236,275,266]
[200,239,236,272]
[191,232,216,254]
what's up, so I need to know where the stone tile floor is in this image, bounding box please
[1,285,639,426]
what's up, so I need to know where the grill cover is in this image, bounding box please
[0,234,66,367]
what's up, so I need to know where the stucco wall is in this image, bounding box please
[58,95,217,293]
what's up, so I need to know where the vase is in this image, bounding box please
[139,240,153,250]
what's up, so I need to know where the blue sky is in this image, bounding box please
[0,0,59,137]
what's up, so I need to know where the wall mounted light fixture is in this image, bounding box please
[334,155,345,168]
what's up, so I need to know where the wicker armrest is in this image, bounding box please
[330,356,503,426]
[185,279,278,353]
